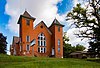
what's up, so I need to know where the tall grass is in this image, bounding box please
[0,54,100,68]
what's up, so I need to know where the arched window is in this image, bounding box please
[38,33,46,53]
[38,33,46,46]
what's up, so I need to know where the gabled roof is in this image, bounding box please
[12,36,20,44]
[35,21,52,35]
[17,11,36,24]
[70,51,87,55]
[22,11,35,19]
[49,18,64,27]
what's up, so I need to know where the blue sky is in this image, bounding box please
[0,0,18,54]
[0,0,88,54]
[0,0,12,53]
[57,0,73,15]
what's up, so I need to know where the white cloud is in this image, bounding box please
[5,0,89,50]
[73,0,86,7]
[67,28,89,50]
[5,0,63,33]
[64,0,90,49]
[73,0,79,6]
[5,0,83,33]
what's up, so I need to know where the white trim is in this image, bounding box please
[58,48,60,52]
[40,47,42,53]
[38,33,46,46]
[26,45,30,51]
[29,36,30,42]
[52,48,55,55]
[26,36,30,42]
[30,39,36,46]
[13,47,16,55]
[58,39,60,46]
[20,45,22,51]
[38,47,46,53]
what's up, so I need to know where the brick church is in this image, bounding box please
[10,11,64,58]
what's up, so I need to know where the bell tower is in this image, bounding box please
[17,11,35,55]
[49,18,64,58]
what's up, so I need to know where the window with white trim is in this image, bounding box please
[26,36,30,42]
[38,47,46,53]
[38,33,46,53]
[26,45,30,51]
[58,39,60,46]
[58,48,60,52]
[20,45,22,51]
[38,33,46,46]
[13,47,16,55]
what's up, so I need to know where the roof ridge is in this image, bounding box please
[35,21,52,35]
[17,11,36,24]
[49,18,64,28]
[23,11,32,17]
[53,18,60,24]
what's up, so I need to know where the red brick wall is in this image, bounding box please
[19,17,34,56]
[55,26,63,58]
[11,16,63,58]
[49,25,63,58]
[19,17,52,57]
[30,22,52,57]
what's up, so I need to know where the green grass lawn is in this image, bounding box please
[0,54,100,68]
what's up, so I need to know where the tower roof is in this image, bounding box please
[22,11,31,18]
[50,18,64,27]
[53,18,60,24]
[22,11,36,19]
[17,11,36,24]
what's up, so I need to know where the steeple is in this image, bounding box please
[50,18,64,27]
[49,18,64,58]
[17,11,36,24]
[23,11,32,18]
[17,11,36,40]
[53,18,60,24]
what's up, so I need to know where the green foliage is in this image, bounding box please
[88,41,100,58]
[63,43,72,58]
[0,54,100,68]
[63,32,69,45]
[63,33,85,58]
[67,0,100,58]
[63,32,72,58]
[75,44,86,51]
[0,33,7,54]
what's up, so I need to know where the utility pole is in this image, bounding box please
[31,45,34,57]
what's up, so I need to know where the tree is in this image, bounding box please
[0,33,7,54]
[88,42,97,57]
[75,44,86,51]
[67,0,100,57]
[71,46,76,52]
[63,43,72,58]
[63,32,72,58]
[63,33,85,58]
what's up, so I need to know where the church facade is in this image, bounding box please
[10,11,64,58]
